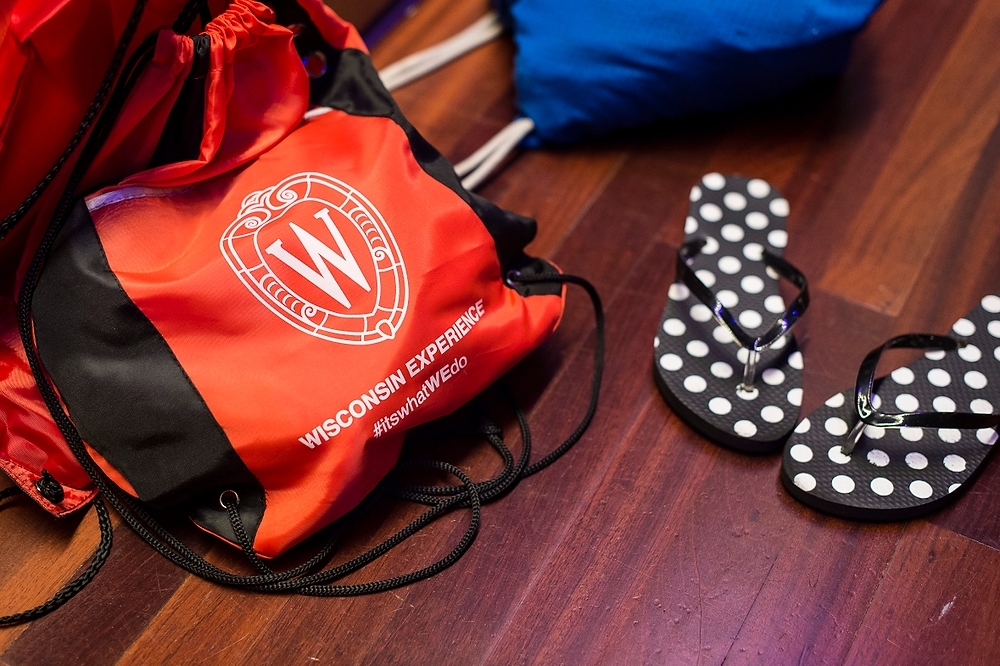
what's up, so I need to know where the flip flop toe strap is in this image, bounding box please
[843,333,1000,454]
[676,238,809,387]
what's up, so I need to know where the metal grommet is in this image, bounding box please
[302,50,328,78]
[505,269,522,288]
[219,489,240,510]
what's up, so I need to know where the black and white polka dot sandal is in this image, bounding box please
[781,295,1000,520]
[654,173,809,453]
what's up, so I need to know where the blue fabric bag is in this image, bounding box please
[493,0,883,146]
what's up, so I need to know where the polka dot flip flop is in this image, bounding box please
[781,295,1000,520]
[654,174,809,452]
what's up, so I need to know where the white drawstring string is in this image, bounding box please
[378,12,504,92]
[304,12,533,191]
[375,12,535,191]
[454,118,536,190]
[303,106,332,120]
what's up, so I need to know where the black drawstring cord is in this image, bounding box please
[0,490,114,627]
[301,464,482,597]
[172,0,212,34]
[0,0,153,627]
[393,393,532,504]
[242,463,482,596]
[508,271,605,477]
[224,497,273,575]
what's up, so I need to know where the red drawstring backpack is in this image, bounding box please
[1,0,344,512]
[0,0,213,518]
[1,0,603,623]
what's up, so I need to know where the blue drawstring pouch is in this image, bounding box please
[493,0,883,146]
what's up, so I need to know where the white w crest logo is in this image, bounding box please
[221,172,408,345]
[265,208,372,309]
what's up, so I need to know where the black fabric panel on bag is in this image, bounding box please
[147,34,211,169]
[317,48,561,297]
[32,201,264,541]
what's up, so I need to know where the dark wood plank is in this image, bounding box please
[484,401,904,665]
[778,0,978,294]
[483,146,628,260]
[3,525,207,666]
[326,0,397,34]
[0,492,118,655]
[726,521,902,665]
[844,522,1000,665]
[818,0,1000,315]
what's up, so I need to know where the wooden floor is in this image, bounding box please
[5,0,1000,662]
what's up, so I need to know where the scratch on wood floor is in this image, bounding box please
[201,632,252,663]
[606,555,648,581]
[693,532,704,666]
[936,596,956,621]
[720,557,778,664]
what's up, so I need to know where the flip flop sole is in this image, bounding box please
[781,295,1000,520]
[654,174,803,452]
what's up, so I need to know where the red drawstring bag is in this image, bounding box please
[0,0,372,515]
[0,0,231,515]
[2,0,603,622]
[0,0,308,515]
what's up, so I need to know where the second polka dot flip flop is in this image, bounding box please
[781,295,1000,520]
[654,173,809,452]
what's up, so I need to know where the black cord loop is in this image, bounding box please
[172,0,212,34]
[0,491,114,627]
[507,271,605,476]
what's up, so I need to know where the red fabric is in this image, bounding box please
[119,0,308,188]
[0,0,303,513]
[86,108,563,556]
[0,0,196,513]
[0,0,190,219]
[0,3,195,514]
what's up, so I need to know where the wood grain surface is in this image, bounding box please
[4,0,1000,663]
